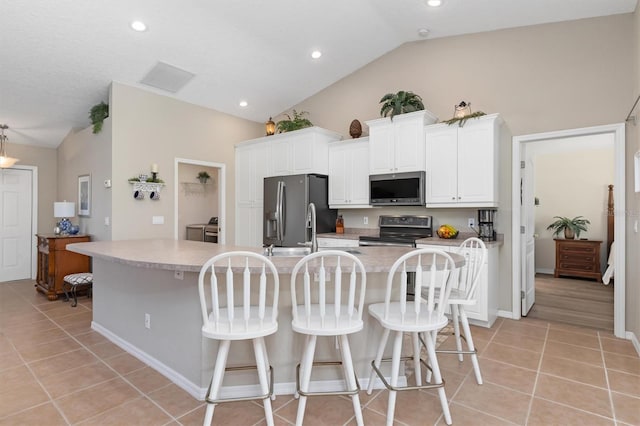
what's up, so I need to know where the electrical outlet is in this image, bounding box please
[363,216,368,225]
[174,270,184,280]
[144,313,151,329]
[468,218,475,228]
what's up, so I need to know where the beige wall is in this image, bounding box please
[110,83,263,242]
[534,147,614,272]
[57,119,113,241]
[291,14,634,315]
[6,142,57,234]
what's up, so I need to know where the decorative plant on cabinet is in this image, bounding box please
[546,216,590,239]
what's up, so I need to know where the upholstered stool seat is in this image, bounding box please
[63,273,93,307]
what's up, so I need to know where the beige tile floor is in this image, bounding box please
[1,279,639,425]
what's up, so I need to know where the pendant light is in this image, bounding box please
[0,125,19,168]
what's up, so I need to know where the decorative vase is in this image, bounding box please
[564,228,575,239]
[349,119,362,139]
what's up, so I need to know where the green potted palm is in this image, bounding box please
[546,216,590,239]
[379,91,425,121]
[275,110,313,133]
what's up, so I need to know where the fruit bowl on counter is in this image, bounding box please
[436,224,459,239]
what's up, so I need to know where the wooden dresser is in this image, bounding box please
[36,234,91,300]
[554,239,602,281]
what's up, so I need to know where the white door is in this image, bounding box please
[1,168,33,282]
[521,158,536,315]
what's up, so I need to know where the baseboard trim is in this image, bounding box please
[498,310,516,320]
[535,268,554,275]
[91,321,402,400]
[626,331,640,357]
[92,321,204,399]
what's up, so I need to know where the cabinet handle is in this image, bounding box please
[458,197,461,200]
[451,197,455,200]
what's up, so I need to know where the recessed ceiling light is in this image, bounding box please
[311,50,322,59]
[426,0,442,6]
[417,28,430,38]
[131,20,147,32]
[239,100,248,107]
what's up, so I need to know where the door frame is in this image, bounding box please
[511,123,626,338]
[1,165,38,280]
[173,158,226,244]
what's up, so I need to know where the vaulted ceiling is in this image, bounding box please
[1,0,637,148]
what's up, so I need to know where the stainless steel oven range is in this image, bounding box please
[359,215,433,299]
[186,217,218,243]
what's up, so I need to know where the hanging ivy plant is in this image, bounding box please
[89,102,109,134]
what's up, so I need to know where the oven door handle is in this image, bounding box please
[358,240,414,247]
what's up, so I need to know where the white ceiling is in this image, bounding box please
[1,0,636,148]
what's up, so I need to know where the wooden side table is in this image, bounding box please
[554,239,602,281]
[36,234,91,300]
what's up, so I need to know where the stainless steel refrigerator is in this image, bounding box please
[263,174,337,247]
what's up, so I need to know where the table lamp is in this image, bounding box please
[54,201,75,235]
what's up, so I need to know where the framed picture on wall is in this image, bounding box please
[78,174,91,216]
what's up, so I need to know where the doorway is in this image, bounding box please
[174,158,226,244]
[512,123,626,338]
[0,166,38,282]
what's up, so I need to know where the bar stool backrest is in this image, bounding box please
[385,248,456,324]
[290,250,367,331]
[198,251,279,334]
[454,238,487,302]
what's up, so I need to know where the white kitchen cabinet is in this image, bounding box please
[235,143,270,246]
[416,243,498,328]
[235,127,341,246]
[366,110,438,174]
[266,127,342,176]
[328,138,371,208]
[425,113,503,208]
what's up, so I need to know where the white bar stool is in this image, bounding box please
[290,250,367,426]
[435,237,487,385]
[198,251,280,426]
[367,248,456,426]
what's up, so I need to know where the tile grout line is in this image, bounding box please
[12,281,185,425]
[450,401,521,426]
[522,321,550,426]
[598,330,619,425]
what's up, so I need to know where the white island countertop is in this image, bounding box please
[67,239,463,273]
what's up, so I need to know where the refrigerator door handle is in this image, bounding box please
[279,181,286,241]
[276,181,284,241]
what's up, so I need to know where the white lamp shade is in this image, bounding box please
[54,202,75,218]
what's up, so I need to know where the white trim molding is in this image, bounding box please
[627,331,640,357]
[512,123,626,338]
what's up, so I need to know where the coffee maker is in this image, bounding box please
[477,209,496,241]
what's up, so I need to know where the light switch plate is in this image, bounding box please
[152,216,164,225]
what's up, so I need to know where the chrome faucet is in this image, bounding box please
[306,202,318,253]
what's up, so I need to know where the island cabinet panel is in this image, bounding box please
[425,113,503,208]
[554,239,602,281]
[366,110,437,174]
[328,138,370,208]
[36,234,91,300]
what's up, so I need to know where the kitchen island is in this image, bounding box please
[67,239,462,400]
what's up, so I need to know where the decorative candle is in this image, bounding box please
[151,163,158,173]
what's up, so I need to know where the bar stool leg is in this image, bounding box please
[203,340,230,426]
[296,334,317,426]
[260,337,276,402]
[425,332,451,425]
[412,332,422,386]
[460,307,483,384]
[452,304,464,362]
[386,331,404,426]
[339,334,363,426]
[253,338,274,426]
[367,327,390,394]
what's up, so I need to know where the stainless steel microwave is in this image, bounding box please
[369,171,425,206]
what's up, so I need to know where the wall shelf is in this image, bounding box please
[130,181,165,193]
[181,182,213,195]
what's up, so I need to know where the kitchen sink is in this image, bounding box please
[263,247,362,257]
[263,247,311,257]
